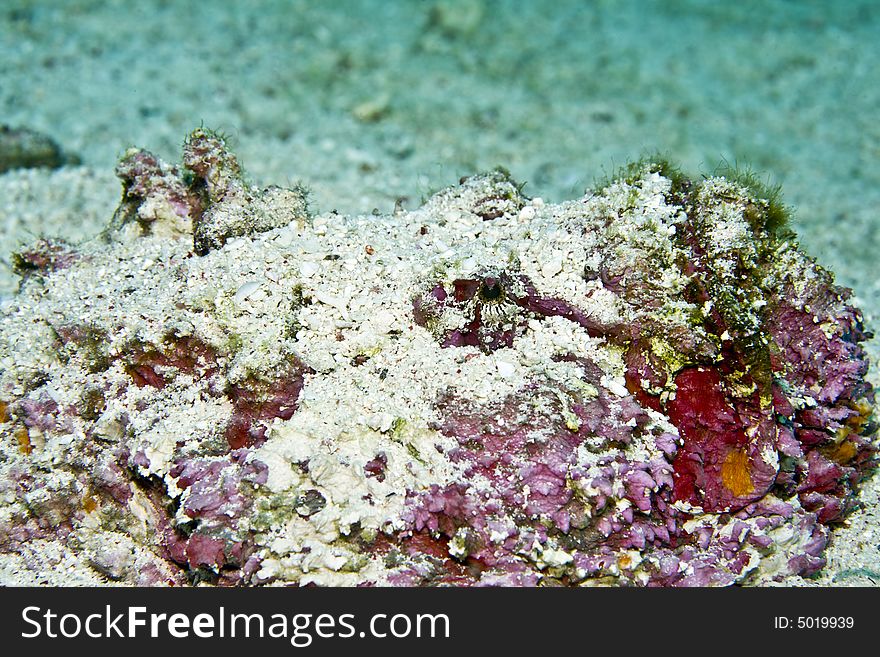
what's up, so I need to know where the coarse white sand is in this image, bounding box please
[1,0,877,585]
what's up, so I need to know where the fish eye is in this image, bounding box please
[479,277,503,302]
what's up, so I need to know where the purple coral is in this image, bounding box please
[164,450,268,581]
[0,135,875,588]
[413,272,619,353]
[387,168,877,586]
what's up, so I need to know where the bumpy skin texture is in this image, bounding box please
[0,134,875,586]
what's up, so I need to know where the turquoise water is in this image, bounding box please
[1,0,879,586]
[2,0,879,307]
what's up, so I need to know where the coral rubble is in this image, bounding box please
[0,124,79,173]
[0,131,875,586]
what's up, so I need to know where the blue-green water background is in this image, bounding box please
[1,0,880,585]
[2,0,879,306]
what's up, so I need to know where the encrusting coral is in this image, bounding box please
[0,129,875,586]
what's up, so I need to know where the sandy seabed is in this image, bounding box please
[1,0,878,585]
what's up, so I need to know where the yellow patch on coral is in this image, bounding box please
[828,440,858,465]
[828,399,874,464]
[82,492,98,514]
[846,399,873,434]
[14,426,32,455]
[721,448,754,497]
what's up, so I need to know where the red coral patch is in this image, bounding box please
[667,367,778,512]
